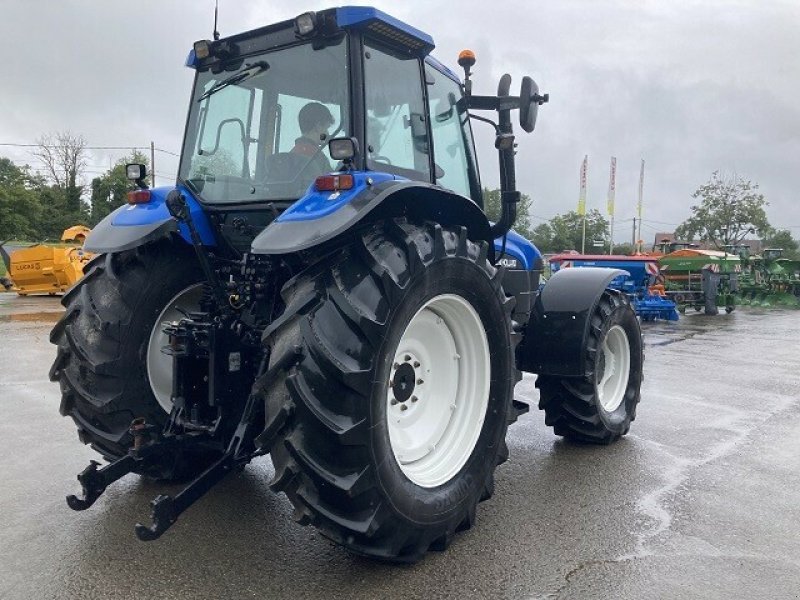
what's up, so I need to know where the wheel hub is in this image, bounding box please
[391,362,417,403]
[596,324,631,413]
[386,294,490,488]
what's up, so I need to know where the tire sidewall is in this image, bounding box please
[368,256,513,526]
[593,298,642,432]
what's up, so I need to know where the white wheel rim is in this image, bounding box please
[387,294,490,488]
[596,324,631,413]
[146,284,204,413]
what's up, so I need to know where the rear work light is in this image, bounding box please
[315,174,354,192]
[127,189,152,204]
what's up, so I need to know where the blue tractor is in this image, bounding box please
[52,7,643,561]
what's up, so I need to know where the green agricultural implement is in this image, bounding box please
[658,248,740,315]
[735,247,800,308]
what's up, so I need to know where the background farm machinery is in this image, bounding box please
[657,248,739,315]
[549,254,679,321]
[0,226,93,295]
[730,246,800,307]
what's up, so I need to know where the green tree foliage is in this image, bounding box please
[482,187,534,240]
[0,158,43,240]
[532,209,609,253]
[90,151,149,224]
[675,172,770,249]
[762,228,798,259]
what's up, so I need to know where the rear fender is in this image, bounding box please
[250,177,491,254]
[519,267,629,377]
[83,186,215,253]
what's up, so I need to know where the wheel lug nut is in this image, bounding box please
[411,395,418,402]
[417,379,424,385]
[400,404,408,411]
[404,354,411,362]
[413,361,420,368]
[390,398,398,405]
[393,362,400,370]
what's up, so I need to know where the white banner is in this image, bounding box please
[637,159,645,218]
[578,155,588,215]
[607,156,616,216]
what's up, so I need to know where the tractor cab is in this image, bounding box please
[180,9,478,207]
[175,7,546,254]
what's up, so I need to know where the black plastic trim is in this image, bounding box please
[519,267,627,377]
[84,217,178,254]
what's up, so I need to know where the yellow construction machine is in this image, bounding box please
[0,227,93,295]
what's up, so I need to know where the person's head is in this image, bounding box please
[298,102,334,142]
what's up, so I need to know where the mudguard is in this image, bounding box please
[84,186,215,253]
[519,267,629,377]
[251,177,492,254]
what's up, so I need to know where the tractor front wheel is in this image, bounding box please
[537,291,643,444]
[257,219,518,561]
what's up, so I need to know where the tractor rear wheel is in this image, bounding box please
[537,290,643,444]
[50,242,210,477]
[257,219,518,562]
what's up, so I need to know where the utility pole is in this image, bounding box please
[150,141,156,187]
[632,218,637,247]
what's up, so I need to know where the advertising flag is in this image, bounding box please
[607,156,616,216]
[637,159,645,219]
[577,155,588,216]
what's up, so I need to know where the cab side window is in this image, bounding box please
[363,40,430,180]
[425,65,472,198]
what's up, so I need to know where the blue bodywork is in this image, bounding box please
[113,186,216,246]
[277,172,397,222]
[335,6,435,54]
[186,6,435,68]
[493,230,542,271]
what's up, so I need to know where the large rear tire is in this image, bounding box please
[537,290,643,444]
[257,219,519,562]
[49,242,208,474]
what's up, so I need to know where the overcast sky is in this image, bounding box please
[2,1,798,244]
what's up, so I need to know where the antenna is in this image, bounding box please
[213,0,220,41]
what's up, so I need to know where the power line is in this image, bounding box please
[0,142,180,156]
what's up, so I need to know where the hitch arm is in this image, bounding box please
[135,453,234,541]
[66,455,138,511]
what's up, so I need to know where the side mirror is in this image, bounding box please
[519,76,549,133]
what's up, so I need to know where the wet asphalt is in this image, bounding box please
[0,292,798,600]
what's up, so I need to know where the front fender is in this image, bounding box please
[250,175,491,254]
[519,267,629,377]
[84,186,215,253]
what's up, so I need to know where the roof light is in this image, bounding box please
[126,163,147,181]
[328,137,359,161]
[193,40,211,60]
[127,190,152,204]
[458,49,476,68]
[315,174,354,192]
[295,12,317,36]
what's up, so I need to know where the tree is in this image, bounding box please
[90,151,149,224]
[675,172,770,249]
[481,187,535,240]
[0,158,42,240]
[762,229,798,259]
[32,131,87,213]
[532,209,609,253]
